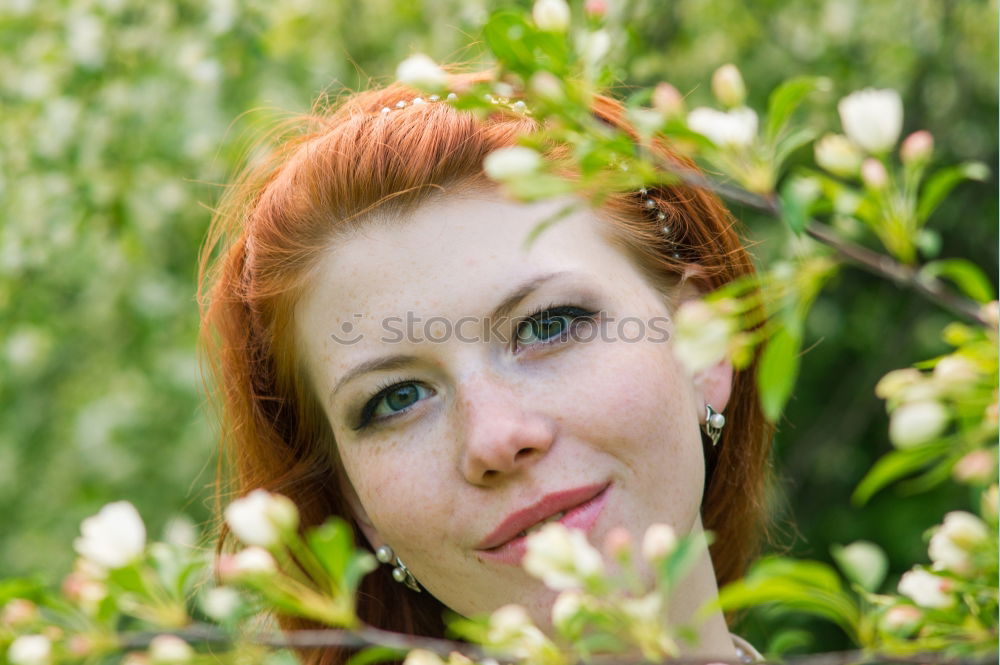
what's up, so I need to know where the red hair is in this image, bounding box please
[199,72,773,665]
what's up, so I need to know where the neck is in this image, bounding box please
[667,522,738,659]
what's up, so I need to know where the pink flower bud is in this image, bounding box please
[882,605,922,636]
[584,0,607,18]
[953,449,995,485]
[652,82,684,117]
[900,130,933,165]
[2,599,38,627]
[602,526,633,559]
[861,158,888,189]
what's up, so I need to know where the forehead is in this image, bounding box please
[296,192,641,322]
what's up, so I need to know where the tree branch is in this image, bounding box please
[117,626,997,665]
[656,160,990,327]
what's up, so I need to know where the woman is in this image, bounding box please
[199,71,773,663]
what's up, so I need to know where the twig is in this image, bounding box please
[116,626,996,665]
[656,160,990,327]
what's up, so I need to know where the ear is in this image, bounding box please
[336,465,384,551]
[674,269,735,421]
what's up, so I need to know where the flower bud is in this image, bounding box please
[881,605,922,636]
[980,301,999,328]
[889,400,949,449]
[874,368,923,400]
[982,484,998,522]
[532,0,571,32]
[933,355,979,393]
[900,130,933,165]
[953,450,996,485]
[641,523,677,563]
[897,568,954,608]
[838,88,903,154]
[149,635,193,664]
[711,64,746,108]
[7,635,52,665]
[583,0,607,18]
[2,599,38,627]
[396,54,447,91]
[483,146,543,181]
[529,71,563,101]
[687,107,758,148]
[201,587,241,621]
[224,490,299,548]
[672,300,734,376]
[814,134,863,177]
[219,547,277,581]
[602,526,633,560]
[523,523,603,590]
[652,82,684,117]
[404,650,446,665]
[861,158,888,189]
[551,590,585,630]
[68,635,93,658]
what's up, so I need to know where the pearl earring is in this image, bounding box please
[375,545,421,592]
[702,404,726,447]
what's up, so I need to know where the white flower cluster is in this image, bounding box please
[875,350,990,451]
[671,299,737,377]
[685,64,758,149]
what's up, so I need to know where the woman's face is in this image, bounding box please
[295,190,732,623]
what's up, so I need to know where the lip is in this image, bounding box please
[475,482,610,565]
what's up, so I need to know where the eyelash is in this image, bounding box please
[351,303,599,431]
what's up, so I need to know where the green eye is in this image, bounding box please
[356,382,431,430]
[515,305,597,348]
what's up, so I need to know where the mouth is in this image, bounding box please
[475,482,611,566]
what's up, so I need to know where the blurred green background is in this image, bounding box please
[1,0,996,653]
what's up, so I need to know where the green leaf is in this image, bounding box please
[307,519,354,586]
[482,12,537,74]
[657,531,713,592]
[345,646,407,665]
[779,176,821,235]
[773,128,817,169]
[851,443,950,506]
[765,76,826,142]
[757,325,801,422]
[830,541,888,592]
[919,258,996,303]
[916,162,989,223]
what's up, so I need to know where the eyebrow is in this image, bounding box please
[328,270,574,406]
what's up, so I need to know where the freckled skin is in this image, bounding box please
[295,191,736,656]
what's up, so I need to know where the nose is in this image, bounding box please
[457,373,557,485]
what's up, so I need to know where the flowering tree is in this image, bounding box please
[1,1,996,664]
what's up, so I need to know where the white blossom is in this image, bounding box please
[483,146,543,181]
[7,635,52,665]
[928,511,989,576]
[953,450,995,484]
[687,106,758,148]
[396,54,447,91]
[837,88,903,153]
[487,604,551,657]
[641,523,677,563]
[201,587,241,621]
[532,0,570,32]
[551,590,585,629]
[889,400,949,449]
[932,355,978,393]
[882,605,922,634]
[523,523,603,590]
[711,64,746,108]
[73,501,146,570]
[672,300,734,376]
[897,569,954,608]
[149,635,193,663]
[814,134,862,177]
[224,547,278,578]
[224,489,298,547]
[582,29,611,66]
